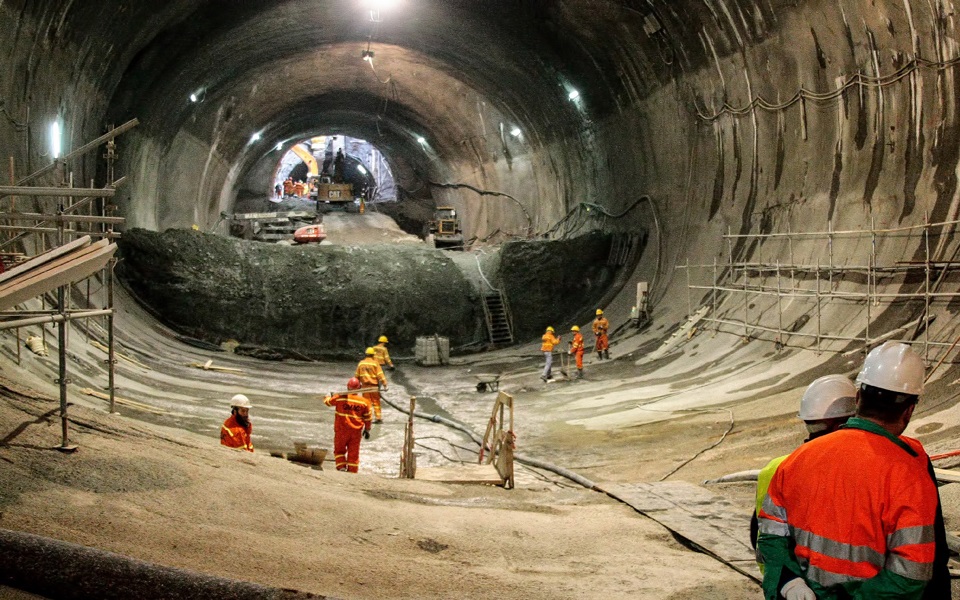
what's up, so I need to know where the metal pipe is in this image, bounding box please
[0,212,124,224]
[0,309,112,331]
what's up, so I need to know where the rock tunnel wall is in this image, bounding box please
[4,1,960,376]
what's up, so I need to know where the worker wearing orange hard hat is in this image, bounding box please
[356,347,387,423]
[569,325,585,380]
[323,377,372,473]
[374,335,395,371]
[592,309,610,360]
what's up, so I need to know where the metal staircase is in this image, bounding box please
[482,290,514,346]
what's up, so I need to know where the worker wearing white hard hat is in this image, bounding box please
[221,394,254,452]
[759,342,950,599]
[750,375,857,572]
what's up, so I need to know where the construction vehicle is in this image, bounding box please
[428,206,463,250]
[309,175,355,211]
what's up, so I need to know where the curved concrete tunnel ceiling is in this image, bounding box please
[101,0,622,232]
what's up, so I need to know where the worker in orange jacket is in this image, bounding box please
[569,325,585,380]
[323,377,372,473]
[282,177,294,197]
[592,309,610,360]
[374,335,395,370]
[356,347,388,423]
[540,326,560,382]
[758,342,950,600]
[220,394,254,452]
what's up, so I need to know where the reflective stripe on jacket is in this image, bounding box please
[373,343,392,367]
[356,357,386,388]
[541,332,560,352]
[758,417,937,599]
[324,393,372,430]
[592,317,609,335]
[570,332,584,353]
[220,415,253,452]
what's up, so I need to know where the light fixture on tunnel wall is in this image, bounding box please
[189,88,206,103]
[510,127,522,138]
[357,164,368,175]
[276,143,283,151]
[416,136,426,145]
[568,89,580,101]
[249,132,262,144]
[49,121,62,159]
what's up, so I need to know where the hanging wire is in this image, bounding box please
[696,55,960,121]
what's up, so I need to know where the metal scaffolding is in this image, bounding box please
[678,214,960,366]
[1,119,136,451]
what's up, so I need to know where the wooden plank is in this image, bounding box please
[602,481,761,582]
[416,463,505,485]
[935,468,960,484]
[0,242,116,310]
[0,235,91,285]
[0,240,110,301]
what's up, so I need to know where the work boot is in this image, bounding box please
[597,351,603,360]
[604,350,610,360]
[540,375,548,382]
[576,368,583,380]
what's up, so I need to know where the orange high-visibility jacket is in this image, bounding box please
[592,317,609,335]
[758,418,938,594]
[356,357,387,388]
[324,393,372,430]
[570,332,584,354]
[374,343,393,367]
[220,415,254,452]
[541,332,560,352]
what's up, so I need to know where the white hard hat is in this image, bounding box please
[230,394,252,409]
[855,341,924,396]
[798,375,857,420]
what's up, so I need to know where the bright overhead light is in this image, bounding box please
[276,143,283,151]
[50,121,62,159]
[568,89,580,101]
[357,164,368,175]
[510,127,522,138]
[250,132,262,143]
[416,136,426,145]
[189,93,198,103]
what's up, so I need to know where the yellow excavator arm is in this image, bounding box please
[291,144,319,176]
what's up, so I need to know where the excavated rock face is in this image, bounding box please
[117,229,625,356]
[498,232,617,341]
[117,229,484,358]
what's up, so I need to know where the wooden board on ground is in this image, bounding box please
[602,481,761,582]
[415,463,505,485]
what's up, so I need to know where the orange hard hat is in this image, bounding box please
[347,377,362,390]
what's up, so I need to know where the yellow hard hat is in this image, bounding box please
[546,326,555,332]
[596,309,603,315]
[378,335,388,343]
[365,347,376,356]
[571,325,580,332]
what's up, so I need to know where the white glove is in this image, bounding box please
[780,578,816,600]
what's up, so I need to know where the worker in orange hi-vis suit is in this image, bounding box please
[569,325,585,380]
[282,177,294,197]
[540,326,560,382]
[356,347,388,423]
[592,308,610,360]
[220,394,254,452]
[323,377,372,473]
[374,335,395,371]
